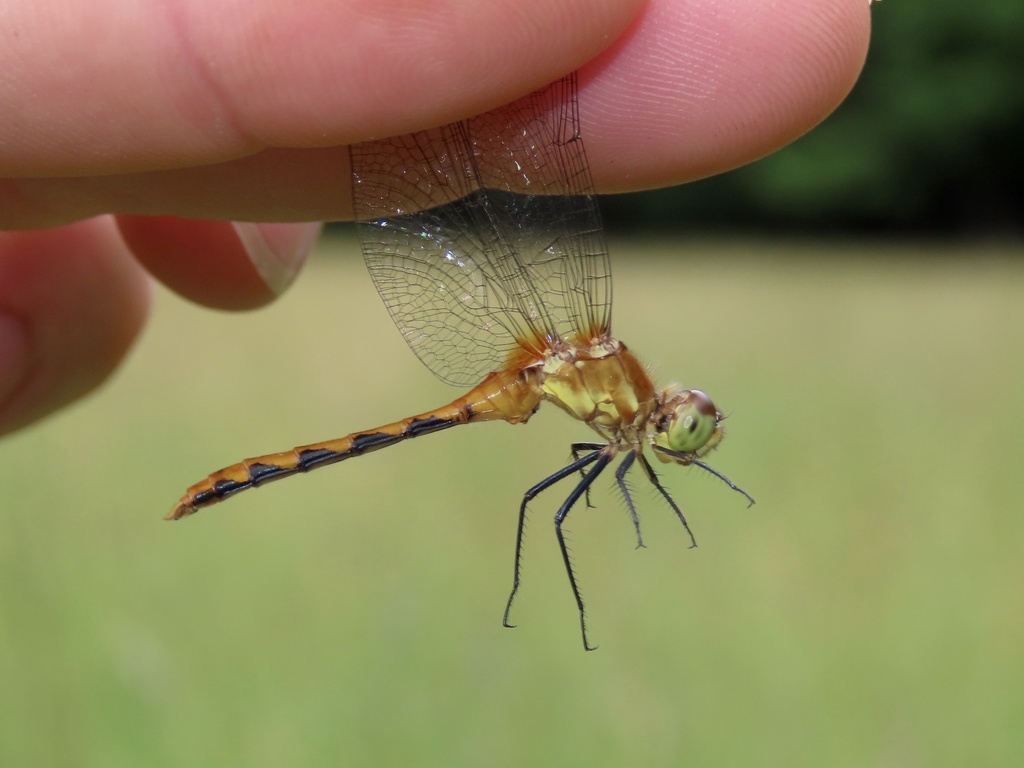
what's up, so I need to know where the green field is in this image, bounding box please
[1,236,1021,767]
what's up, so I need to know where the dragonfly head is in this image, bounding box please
[651,388,723,464]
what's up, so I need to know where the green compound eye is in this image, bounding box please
[660,390,720,454]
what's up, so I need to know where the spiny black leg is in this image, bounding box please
[503,449,603,631]
[571,442,606,509]
[614,452,645,549]
[569,445,592,509]
[651,445,755,507]
[691,459,756,507]
[554,452,613,651]
[637,453,698,549]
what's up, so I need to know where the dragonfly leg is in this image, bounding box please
[554,452,613,651]
[503,450,603,633]
[571,442,606,509]
[614,452,645,549]
[637,452,697,549]
[651,446,755,507]
[691,459,756,507]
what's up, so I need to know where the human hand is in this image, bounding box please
[0,0,872,436]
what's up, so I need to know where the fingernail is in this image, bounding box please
[0,312,31,405]
[232,222,322,295]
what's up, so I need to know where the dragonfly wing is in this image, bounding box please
[352,122,523,387]
[351,74,611,387]
[470,74,612,349]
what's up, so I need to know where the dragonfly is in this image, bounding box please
[168,73,753,650]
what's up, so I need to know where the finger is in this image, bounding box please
[0,0,643,176]
[0,219,151,437]
[2,0,870,225]
[116,216,321,310]
[2,147,356,229]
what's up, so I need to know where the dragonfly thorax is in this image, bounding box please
[537,336,658,441]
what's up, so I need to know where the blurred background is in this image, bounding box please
[2,2,1023,766]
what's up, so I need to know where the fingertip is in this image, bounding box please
[579,0,875,190]
[117,216,319,311]
[0,219,151,436]
[231,221,321,296]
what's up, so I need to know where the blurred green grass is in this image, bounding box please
[1,236,1021,767]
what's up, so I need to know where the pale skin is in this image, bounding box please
[0,0,873,436]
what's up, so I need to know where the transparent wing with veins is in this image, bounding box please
[350,74,612,387]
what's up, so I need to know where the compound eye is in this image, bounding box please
[666,390,719,454]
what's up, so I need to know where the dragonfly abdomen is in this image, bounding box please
[167,368,544,521]
[168,414,462,520]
